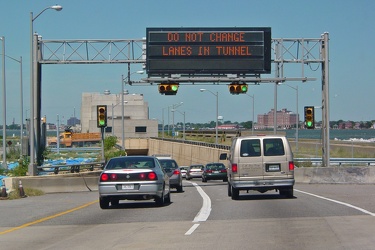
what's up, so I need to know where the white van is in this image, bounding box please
[220,135,295,199]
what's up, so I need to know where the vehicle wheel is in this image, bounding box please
[111,198,119,206]
[165,190,171,203]
[227,183,232,197]
[176,184,183,193]
[286,187,294,198]
[280,187,294,198]
[99,197,110,209]
[155,189,165,207]
[231,186,239,200]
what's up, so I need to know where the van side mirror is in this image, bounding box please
[219,153,227,160]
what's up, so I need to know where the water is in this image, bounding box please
[285,129,375,141]
[2,129,375,141]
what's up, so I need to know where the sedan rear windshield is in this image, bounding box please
[105,157,155,169]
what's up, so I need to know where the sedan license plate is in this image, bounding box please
[266,164,280,172]
[214,171,220,173]
[122,184,134,190]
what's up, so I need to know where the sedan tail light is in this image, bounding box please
[220,169,227,173]
[140,172,158,180]
[173,170,181,175]
[205,169,212,173]
[148,172,157,180]
[100,173,118,181]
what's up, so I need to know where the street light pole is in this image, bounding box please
[172,109,186,140]
[200,89,218,145]
[0,55,23,155]
[29,5,63,175]
[171,102,183,138]
[246,94,255,135]
[282,84,299,151]
[1,36,6,169]
[121,70,144,151]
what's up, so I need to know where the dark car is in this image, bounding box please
[158,158,183,192]
[202,162,228,182]
[98,156,170,209]
[186,164,204,180]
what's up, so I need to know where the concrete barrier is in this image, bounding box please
[4,171,100,194]
[1,167,373,195]
[294,167,375,184]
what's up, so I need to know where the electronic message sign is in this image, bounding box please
[146,27,271,76]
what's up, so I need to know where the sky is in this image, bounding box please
[0,0,374,126]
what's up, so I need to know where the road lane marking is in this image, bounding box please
[185,223,200,235]
[0,200,98,235]
[295,189,375,216]
[185,181,212,235]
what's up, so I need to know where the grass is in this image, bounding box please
[4,187,45,200]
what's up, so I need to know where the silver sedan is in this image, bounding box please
[98,156,170,209]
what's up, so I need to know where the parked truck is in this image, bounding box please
[48,128,101,147]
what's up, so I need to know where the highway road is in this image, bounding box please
[1,181,375,249]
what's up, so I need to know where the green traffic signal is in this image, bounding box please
[304,106,315,129]
[228,82,248,94]
[97,105,107,128]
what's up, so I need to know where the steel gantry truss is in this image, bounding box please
[30,32,329,173]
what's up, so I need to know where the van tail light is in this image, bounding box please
[289,161,294,171]
[232,164,238,173]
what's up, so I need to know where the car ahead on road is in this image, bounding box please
[180,166,188,178]
[98,156,170,209]
[157,158,183,192]
[201,162,228,182]
[220,135,294,200]
[186,164,204,180]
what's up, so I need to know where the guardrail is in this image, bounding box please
[295,158,375,166]
[37,161,105,175]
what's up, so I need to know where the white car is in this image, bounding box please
[180,166,188,178]
[98,156,170,209]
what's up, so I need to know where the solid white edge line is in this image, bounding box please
[185,224,200,235]
[191,182,212,222]
[295,189,375,216]
[184,181,212,236]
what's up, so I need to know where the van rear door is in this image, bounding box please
[237,139,263,180]
[262,138,291,179]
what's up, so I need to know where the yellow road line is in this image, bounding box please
[0,200,98,235]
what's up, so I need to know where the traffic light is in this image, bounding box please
[158,82,179,95]
[228,82,248,94]
[304,106,315,129]
[97,105,107,128]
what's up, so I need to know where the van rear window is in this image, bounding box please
[264,138,285,156]
[240,139,261,157]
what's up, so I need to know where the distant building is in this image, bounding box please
[67,117,80,126]
[81,90,158,138]
[217,124,240,130]
[256,108,298,129]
